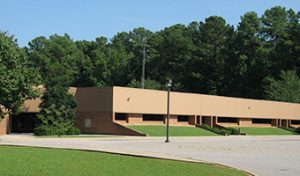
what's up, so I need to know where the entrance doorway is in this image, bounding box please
[11,113,38,133]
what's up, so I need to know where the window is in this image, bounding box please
[115,113,127,121]
[252,119,271,124]
[85,119,91,128]
[218,117,238,123]
[196,116,201,124]
[143,114,164,121]
[177,115,189,122]
[291,120,300,125]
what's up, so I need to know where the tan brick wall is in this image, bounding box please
[127,114,143,124]
[163,115,178,125]
[75,112,144,135]
[113,86,300,120]
[170,115,179,125]
[0,115,9,135]
[218,118,277,127]
[239,118,252,126]
[119,114,193,126]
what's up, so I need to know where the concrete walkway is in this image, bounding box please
[1,135,300,176]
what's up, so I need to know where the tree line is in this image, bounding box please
[25,6,300,100]
[1,6,300,135]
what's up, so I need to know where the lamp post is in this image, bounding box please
[165,79,172,143]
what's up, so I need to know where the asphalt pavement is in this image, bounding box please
[1,135,300,176]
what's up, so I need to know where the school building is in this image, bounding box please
[1,86,300,135]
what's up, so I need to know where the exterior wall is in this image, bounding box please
[168,115,178,125]
[271,119,278,126]
[0,115,9,135]
[75,112,144,136]
[113,87,300,120]
[75,87,113,113]
[239,118,252,126]
[74,87,144,135]
[291,120,300,128]
[21,86,76,113]
[188,115,196,125]
[3,86,300,135]
[217,118,278,127]
[22,98,41,112]
[291,124,300,128]
[127,114,143,124]
[115,113,194,126]
[167,115,192,126]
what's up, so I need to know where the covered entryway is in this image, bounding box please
[11,113,38,133]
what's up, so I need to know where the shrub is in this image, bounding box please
[227,128,240,135]
[34,125,65,136]
[66,127,81,135]
[295,127,300,134]
[201,124,228,135]
[34,125,81,136]
[201,124,240,135]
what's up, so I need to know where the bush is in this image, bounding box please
[201,124,240,135]
[227,128,240,135]
[295,127,300,134]
[201,124,228,135]
[66,127,81,135]
[34,125,65,136]
[34,125,80,136]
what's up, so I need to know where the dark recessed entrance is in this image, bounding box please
[11,113,38,133]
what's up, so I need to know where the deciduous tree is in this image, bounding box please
[0,32,40,117]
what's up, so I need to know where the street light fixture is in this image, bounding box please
[165,79,172,143]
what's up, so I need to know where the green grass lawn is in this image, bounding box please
[237,127,298,135]
[128,125,218,136]
[0,146,246,176]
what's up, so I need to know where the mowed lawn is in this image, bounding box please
[128,125,218,136]
[238,127,298,135]
[0,146,246,176]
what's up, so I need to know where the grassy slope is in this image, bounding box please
[0,146,246,176]
[238,127,297,135]
[128,125,218,136]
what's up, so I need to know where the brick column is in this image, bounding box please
[288,119,291,128]
[278,119,282,127]
[213,116,218,126]
[197,116,202,125]
[188,115,196,125]
[281,119,289,128]
[0,114,9,135]
[271,119,278,127]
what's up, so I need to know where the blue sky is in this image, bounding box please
[1,0,299,46]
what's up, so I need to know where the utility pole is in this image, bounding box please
[141,43,150,89]
[141,44,146,89]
